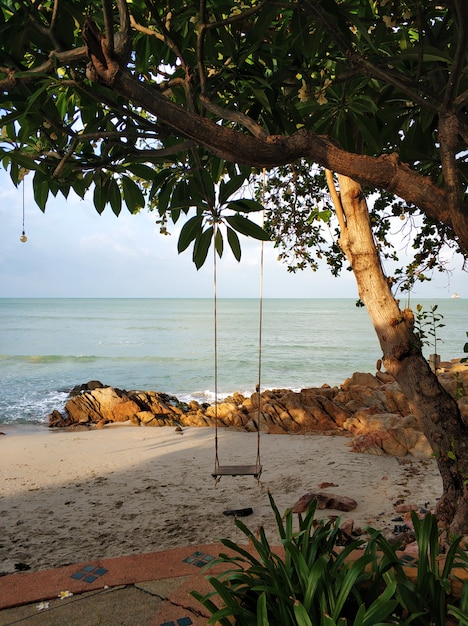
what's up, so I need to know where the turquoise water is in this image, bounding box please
[0,298,466,424]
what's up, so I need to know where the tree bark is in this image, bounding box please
[329,173,468,536]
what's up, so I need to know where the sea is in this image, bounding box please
[0,298,466,425]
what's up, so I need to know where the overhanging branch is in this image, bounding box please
[113,69,467,253]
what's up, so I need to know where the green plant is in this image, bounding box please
[461,332,468,364]
[192,494,468,625]
[455,373,466,400]
[381,510,467,625]
[415,304,445,355]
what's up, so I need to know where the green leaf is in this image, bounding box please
[178,214,203,253]
[126,163,155,180]
[331,555,374,619]
[215,226,224,257]
[227,227,241,261]
[108,178,122,216]
[193,226,213,269]
[218,175,248,206]
[293,600,313,626]
[154,182,172,215]
[193,168,215,208]
[149,170,171,202]
[246,84,272,112]
[225,214,270,240]
[32,171,49,211]
[93,172,109,214]
[227,199,265,213]
[359,582,398,626]
[448,605,468,626]
[121,175,145,213]
[256,592,269,626]
[170,181,194,210]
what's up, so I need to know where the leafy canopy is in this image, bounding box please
[0,0,467,274]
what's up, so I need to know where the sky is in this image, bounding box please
[0,170,466,299]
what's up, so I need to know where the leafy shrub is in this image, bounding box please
[192,493,468,625]
[462,331,468,363]
[414,304,445,355]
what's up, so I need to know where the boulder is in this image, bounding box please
[69,380,107,397]
[292,492,358,513]
[64,387,141,424]
[350,427,432,458]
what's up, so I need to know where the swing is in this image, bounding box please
[211,212,265,481]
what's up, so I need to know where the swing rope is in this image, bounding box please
[255,175,266,470]
[213,217,220,471]
[212,174,265,480]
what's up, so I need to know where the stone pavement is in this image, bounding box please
[0,544,230,626]
[1,542,466,625]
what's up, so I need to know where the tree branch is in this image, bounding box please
[112,69,468,254]
[199,95,268,139]
[0,47,88,90]
[129,8,195,110]
[205,0,274,30]
[444,0,468,109]
[325,169,346,236]
[102,0,115,56]
[51,135,193,178]
[301,0,442,114]
[197,0,208,96]
[26,0,64,51]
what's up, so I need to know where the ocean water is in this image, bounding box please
[0,298,466,425]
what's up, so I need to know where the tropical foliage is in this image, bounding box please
[192,494,468,625]
[0,0,467,267]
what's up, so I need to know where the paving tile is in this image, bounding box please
[135,576,192,598]
[148,599,206,626]
[0,586,163,626]
[0,544,239,624]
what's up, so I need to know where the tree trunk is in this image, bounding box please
[328,173,468,536]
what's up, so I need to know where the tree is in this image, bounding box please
[1,0,467,534]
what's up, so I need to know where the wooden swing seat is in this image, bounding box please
[212,464,262,479]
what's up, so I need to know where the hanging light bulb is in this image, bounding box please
[20,179,27,242]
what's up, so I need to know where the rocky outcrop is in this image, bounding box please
[48,359,468,459]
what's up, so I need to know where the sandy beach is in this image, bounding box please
[0,424,442,576]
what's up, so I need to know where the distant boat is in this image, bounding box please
[451,293,461,299]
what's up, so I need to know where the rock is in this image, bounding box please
[340,519,355,537]
[343,411,404,434]
[65,387,141,424]
[292,492,357,513]
[350,426,432,458]
[342,372,382,390]
[394,503,419,514]
[46,360,465,462]
[69,380,107,397]
[48,409,71,428]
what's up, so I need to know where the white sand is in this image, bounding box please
[0,424,442,575]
